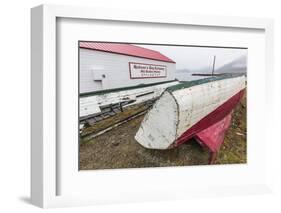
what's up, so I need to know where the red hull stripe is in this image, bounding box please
[174,89,245,147]
[195,113,232,152]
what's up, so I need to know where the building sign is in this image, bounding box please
[129,62,167,79]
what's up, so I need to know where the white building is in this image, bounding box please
[79,42,176,93]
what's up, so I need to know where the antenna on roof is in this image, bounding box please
[212,55,216,76]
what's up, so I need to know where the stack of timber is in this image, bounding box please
[135,74,246,150]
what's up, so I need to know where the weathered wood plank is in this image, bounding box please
[80,81,179,118]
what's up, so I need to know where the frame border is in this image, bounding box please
[31,4,274,208]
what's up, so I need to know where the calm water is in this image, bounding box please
[175,72,209,81]
[175,69,247,82]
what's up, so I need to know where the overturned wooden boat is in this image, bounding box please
[80,80,179,120]
[135,74,246,152]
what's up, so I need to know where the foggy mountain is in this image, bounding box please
[216,55,247,74]
[175,55,247,81]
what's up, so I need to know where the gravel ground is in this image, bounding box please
[79,93,246,170]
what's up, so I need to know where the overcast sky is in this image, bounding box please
[137,44,247,72]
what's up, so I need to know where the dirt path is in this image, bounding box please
[79,94,247,170]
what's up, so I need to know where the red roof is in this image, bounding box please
[79,42,175,63]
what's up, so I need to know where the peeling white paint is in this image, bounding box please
[135,75,246,149]
[135,92,178,149]
[175,76,245,138]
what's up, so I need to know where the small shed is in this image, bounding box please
[79,42,176,93]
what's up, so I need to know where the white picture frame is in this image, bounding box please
[31,4,274,208]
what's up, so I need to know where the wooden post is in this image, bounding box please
[212,55,216,76]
